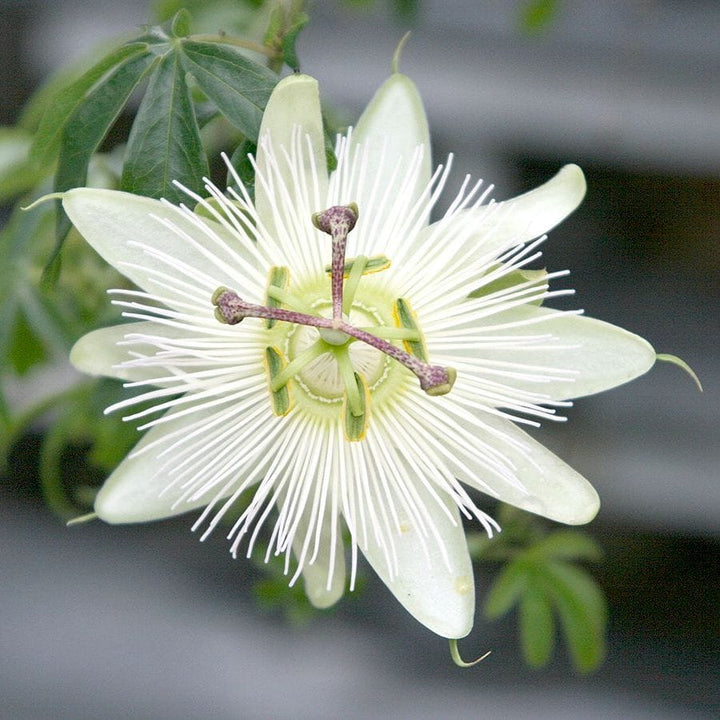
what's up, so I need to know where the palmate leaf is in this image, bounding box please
[51,50,157,262]
[0,194,84,392]
[542,560,607,673]
[30,42,150,170]
[34,13,284,270]
[481,523,607,672]
[532,529,604,562]
[519,578,556,667]
[121,49,209,203]
[179,40,278,139]
[484,557,529,618]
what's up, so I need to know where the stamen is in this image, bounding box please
[264,346,292,416]
[265,266,290,328]
[393,298,428,363]
[336,351,363,417]
[212,288,456,396]
[343,372,370,442]
[342,254,367,316]
[312,204,359,326]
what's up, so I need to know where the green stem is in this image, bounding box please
[270,340,328,391]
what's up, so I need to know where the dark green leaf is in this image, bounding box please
[484,557,529,618]
[180,40,278,140]
[0,200,53,363]
[30,43,150,169]
[194,102,220,129]
[543,560,607,672]
[228,139,256,198]
[121,49,209,203]
[52,50,157,256]
[519,579,556,667]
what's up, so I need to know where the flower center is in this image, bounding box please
[288,300,390,401]
[212,204,456,439]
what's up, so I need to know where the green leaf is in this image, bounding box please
[30,43,150,170]
[7,307,49,375]
[170,8,193,38]
[484,557,529,618]
[227,139,256,199]
[52,49,157,256]
[179,39,278,140]
[0,201,53,366]
[280,12,309,72]
[543,560,607,672]
[121,49,209,203]
[520,0,559,34]
[519,579,556,667]
[532,530,604,562]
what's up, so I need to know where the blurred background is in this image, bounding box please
[1,1,718,718]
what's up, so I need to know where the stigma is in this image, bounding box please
[212,204,456,437]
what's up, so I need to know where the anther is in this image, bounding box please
[265,266,290,328]
[212,286,457,396]
[264,346,292,415]
[393,298,428,363]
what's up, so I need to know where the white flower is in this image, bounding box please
[65,73,655,638]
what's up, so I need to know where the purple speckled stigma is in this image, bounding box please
[212,204,456,397]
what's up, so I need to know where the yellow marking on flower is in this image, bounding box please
[393,298,428,363]
[454,575,473,596]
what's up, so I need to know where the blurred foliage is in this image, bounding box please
[342,0,420,24]
[0,0,609,671]
[469,505,606,673]
[518,0,560,34]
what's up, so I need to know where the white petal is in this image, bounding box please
[94,414,216,523]
[431,306,656,400]
[349,73,431,228]
[71,322,191,382]
[418,164,586,265]
[255,74,328,236]
[359,486,475,639]
[62,189,259,307]
[293,508,346,609]
[432,408,600,525]
[490,163,586,244]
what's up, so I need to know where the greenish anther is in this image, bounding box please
[336,350,363,417]
[264,346,291,416]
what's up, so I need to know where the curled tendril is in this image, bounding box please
[656,353,703,391]
[449,639,492,668]
[66,512,98,527]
